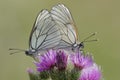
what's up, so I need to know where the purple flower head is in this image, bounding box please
[70,52,93,70]
[35,49,56,72]
[56,50,68,70]
[79,63,102,80]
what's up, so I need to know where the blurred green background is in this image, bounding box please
[0,0,120,80]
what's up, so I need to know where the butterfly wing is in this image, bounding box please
[51,4,78,48]
[29,10,62,50]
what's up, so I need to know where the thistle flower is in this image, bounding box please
[70,52,93,70]
[56,50,68,70]
[27,50,102,80]
[79,63,102,80]
[35,49,56,72]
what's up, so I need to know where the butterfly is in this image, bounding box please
[10,4,96,57]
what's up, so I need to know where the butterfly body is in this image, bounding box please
[25,42,84,57]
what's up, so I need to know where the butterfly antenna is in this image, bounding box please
[82,32,97,42]
[9,48,26,55]
[83,39,98,42]
[9,48,26,51]
[9,51,24,55]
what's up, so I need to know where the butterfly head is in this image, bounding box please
[25,49,36,56]
[79,42,84,49]
[71,42,84,52]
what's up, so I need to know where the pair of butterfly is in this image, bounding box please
[10,4,96,57]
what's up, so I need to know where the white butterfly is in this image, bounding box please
[10,4,96,57]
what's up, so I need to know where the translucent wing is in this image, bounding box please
[29,10,61,50]
[51,4,78,48]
